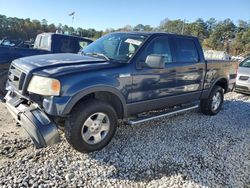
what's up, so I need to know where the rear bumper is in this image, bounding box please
[5,91,60,148]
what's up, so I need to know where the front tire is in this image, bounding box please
[200,85,224,115]
[65,99,117,153]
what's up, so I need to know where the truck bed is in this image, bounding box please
[205,59,238,91]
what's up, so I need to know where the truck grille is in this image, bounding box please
[8,65,26,91]
[239,76,249,81]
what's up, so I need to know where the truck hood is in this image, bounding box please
[12,53,123,76]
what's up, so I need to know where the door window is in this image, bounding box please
[139,36,173,64]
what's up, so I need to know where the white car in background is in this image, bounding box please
[235,57,250,94]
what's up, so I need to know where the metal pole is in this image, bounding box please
[72,15,74,27]
[181,19,186,34]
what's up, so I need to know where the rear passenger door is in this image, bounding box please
[171,37,205,94]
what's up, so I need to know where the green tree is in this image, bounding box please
[206,18,217,34]
[203,19,236,52]
[0,14,249,56]
[185,18,208,41]
[47,24,56,32]
[159,18,184,34]
[132,24,143,31]
[143,25,153,31]
[237,19,249,32]
[232,28,250,54]
[40,19,48,31]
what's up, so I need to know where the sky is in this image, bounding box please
[0,0,249,30]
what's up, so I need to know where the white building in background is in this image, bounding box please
[204,50,231,60]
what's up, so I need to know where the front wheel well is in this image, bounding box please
[71,91,124,119]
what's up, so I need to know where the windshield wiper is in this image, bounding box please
[84,52,110,61]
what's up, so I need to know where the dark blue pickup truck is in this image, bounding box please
[4,32,236,153]
[0,33,92,96]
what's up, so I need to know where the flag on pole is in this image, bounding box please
[68,12,75,27]
[69,12,75,16]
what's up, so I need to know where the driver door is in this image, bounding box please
[131,35,175,102]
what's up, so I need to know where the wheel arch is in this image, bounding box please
[214,77,228,93]
[202,77,229,99]
[62,86,127,118]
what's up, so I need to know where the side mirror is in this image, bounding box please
[144,54,165,69]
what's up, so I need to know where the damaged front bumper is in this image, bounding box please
[5,91,60,148]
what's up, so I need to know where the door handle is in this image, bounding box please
[195,79,202,83]
[189,67,198,70]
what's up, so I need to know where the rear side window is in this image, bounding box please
[59,38,79,53]
[33,36,41,49]
[39,35,51,50]
[174,38,198,62]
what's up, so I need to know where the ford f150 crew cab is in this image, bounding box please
[0,33,92,97]
[4,32,236,153]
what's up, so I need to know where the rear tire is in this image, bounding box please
[65,99,117,153]
[200,85,224,115]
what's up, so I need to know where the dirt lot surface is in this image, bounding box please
[0,92,249,188]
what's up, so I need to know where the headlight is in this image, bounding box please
[27,76,61,96]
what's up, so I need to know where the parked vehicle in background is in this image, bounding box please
[0,33,92,97]
[0,38,32,48]
[232,52,250,62]
[4,32,237,153]
[235,57,250,94]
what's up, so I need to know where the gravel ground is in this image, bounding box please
[0,92,249,188]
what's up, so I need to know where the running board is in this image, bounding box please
[126,105,199,125]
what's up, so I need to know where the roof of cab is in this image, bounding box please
[37,32,92,41]
[112,31,198,39]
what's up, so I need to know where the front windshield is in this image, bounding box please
[240,58,250,68]
[82,33,148,62]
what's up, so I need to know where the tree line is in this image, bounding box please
[0,14,249,55]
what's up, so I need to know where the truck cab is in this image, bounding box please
[33,33,92,53]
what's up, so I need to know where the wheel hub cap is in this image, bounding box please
[81,112,110,145]
[90,120,101,133]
